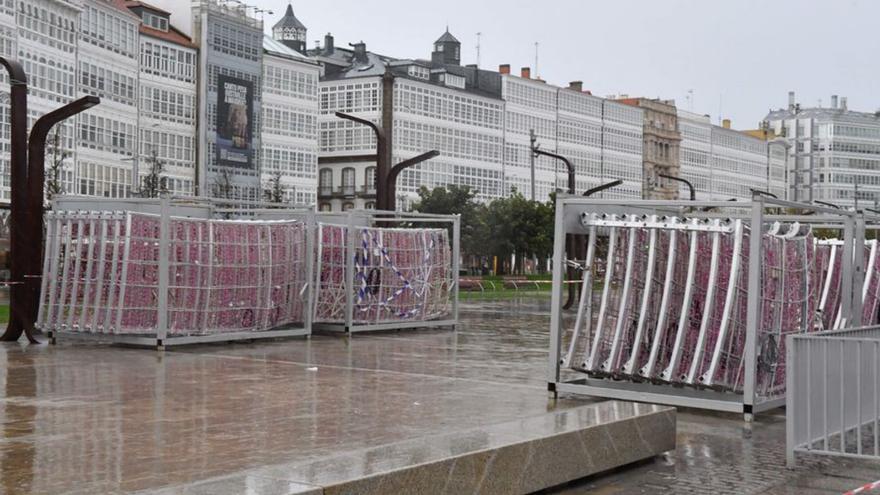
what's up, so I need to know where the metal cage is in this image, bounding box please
[38,196,315,348]
[311,209,460,334]
[548,196,878,419]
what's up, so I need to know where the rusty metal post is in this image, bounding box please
[378,69,395,210]
[0,57,28,342]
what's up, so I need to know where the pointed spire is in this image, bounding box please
[273,2,306,31]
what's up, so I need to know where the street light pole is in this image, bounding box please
[529,129,537,201]
[0,57,28,342]
[334,111,389,208]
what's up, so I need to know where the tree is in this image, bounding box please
[264,171,285,203]
[139,149,167,198]
[45,128,70,201]
[484,190,554,274]
[412,185,488,262]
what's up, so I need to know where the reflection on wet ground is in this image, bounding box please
[0,297,875,494]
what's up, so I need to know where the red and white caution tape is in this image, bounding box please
[845,480,880,495]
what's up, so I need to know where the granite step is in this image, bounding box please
[141,400,676,495]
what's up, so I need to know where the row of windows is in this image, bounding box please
[262,106,317,140]
[141,40,196,83]
[262,146,317,178]
[319,120,377,153]
[81,4,138,58]
[19,50,75,101]
[264,64,318,101]
[395,81,503,129]
[77,161,133,198]
[140,130,195,167]
[394,119,502,163]
[141,85,196,124]
[80,61,137,105]
[320,82,380,114]
[78,114,136,156]
[713,130,766,155]
[833,124,880,140]
[208,19,262,62]
[18,2,76,52]
[504,78,557,112]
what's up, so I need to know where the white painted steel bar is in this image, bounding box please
[88,215,110,332]
[563,225,597,368]
[703,220,745,385]
[585,219,618,371]
[623,217,658,376]
[640,219,679,379]
[77,214,98,331]
[64,215,86,330]
[686,220,723,384]
[113,214,133,333]
[603,223,638,373]
[101,213,124,333]
[660,221,700,383]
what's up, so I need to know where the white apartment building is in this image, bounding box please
[261,35,319,205]
[130,2,198,196]
[75,0,140,198]
[765,93,880,208]
[678,109,775,201]
[0,0,321,206]
[308,28,645,211]
[0,0,80,201]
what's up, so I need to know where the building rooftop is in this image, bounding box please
[263,34,315,63]
[435,29,460,44]
[273,3,306,31]
[766,106,880,125]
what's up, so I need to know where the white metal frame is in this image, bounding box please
[787,325,880,467]
[311,209,460,335]
[41,196,315,349]
[548,196,869,419]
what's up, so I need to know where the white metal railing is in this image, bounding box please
[787,326,880,467]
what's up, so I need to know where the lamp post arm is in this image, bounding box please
[533,148,576,194]
[658,173,695,201]
[583,179,623,197]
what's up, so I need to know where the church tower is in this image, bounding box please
[272,4,307,53]
[431,28,461,66]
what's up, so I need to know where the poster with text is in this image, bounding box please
[216,74,254,169]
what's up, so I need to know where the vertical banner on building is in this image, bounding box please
[216,75,254,169]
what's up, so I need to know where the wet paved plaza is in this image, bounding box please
[0,297,877,494]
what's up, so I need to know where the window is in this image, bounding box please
[342,167,355,194]
[365,166,376,190]
[319,202,332,212]
[319,168,333,196]
[342,202,354,211]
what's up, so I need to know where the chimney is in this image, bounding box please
[324,33,334,55]
[350,41,367,64]
[841,97,848,111]
[569,81,583,92]
[788,91,796,111]
[831,95,838,109]
[499,64,510,75]
[521,67,530,79]
[722,119,731,129]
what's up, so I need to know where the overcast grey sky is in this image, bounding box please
[255,0,878,127]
